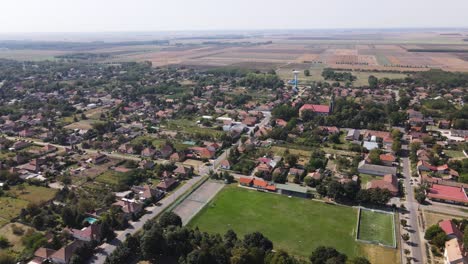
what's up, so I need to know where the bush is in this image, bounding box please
[0,236,10,249]
[11,224,25,236]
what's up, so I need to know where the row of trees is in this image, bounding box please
[106,212,370,264]
[322,68,357,82]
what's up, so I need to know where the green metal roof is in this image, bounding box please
[275,183,309,194]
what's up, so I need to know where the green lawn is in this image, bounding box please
[444,150,466,158]
[359,174,380,188]
[95,170,131,186]
[188,186,360,258]
[0,197,29,223]
[8,185,57,204]
[357,209,395,247]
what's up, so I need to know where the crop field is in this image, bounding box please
[2,31,468,72]
[357,208,395,247]
[189,185,360,258]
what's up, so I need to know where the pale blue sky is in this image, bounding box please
[1,0,467,33]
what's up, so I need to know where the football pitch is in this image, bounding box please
[188,185,360,258]
[357,208,396,247]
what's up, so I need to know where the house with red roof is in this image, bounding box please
[379,154,396,166]
[239,177,253,186]
[49,240,84,264]
[169,151,186,162]
[112,199,144,218]
[366,174,399,196]
[220,160,231,170]
[157,177,178,191]
[439,220,464,240]
[276,119,288,127]
[427,184,468,205]
[299,104,330,117]
[67,223,101,242]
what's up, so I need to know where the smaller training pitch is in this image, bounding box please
[357,208,395,247]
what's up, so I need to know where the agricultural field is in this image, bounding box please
[189,185,360,258]
[357,208,395,247]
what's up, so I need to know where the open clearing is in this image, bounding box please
[357,208,395,247]
[0,223,35,253]
[8,185,57,204]
[189,185,359,258]
[0,197,29,224]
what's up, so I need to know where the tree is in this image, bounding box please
[425,225,444,241]
[265,250,299,264]
[243,232,273,252]
[368,149,382,165]
[223,172,235,184]
[464,226,468,250]
[140,226,166,260]
[310,246,347,264]
[415,187,426,204]
[401,219,407,227]
[0,236,10,249]
[304,69,310,76]
[392,140,402,154]
[159,212,182,228]
[402,233,410,242]
[285,154,299,167]
[432,232,447,248]
[368,75,378,89]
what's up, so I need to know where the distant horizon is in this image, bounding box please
[2,0,468,34]
[0,27,466,43]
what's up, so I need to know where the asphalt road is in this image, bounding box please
[401,156,424,263]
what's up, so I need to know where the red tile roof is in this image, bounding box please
[367,174,399,195]
[427,184,468,204]
[239,177,253,185]
[253,179,268,188]
[380,154,396,162]
[439,220,463,239]
[299,104,330,114]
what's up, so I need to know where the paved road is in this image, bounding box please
[88,175,206,264]
[401,156,424,263]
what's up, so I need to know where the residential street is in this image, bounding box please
[88,175,206,264]
[401,155,424,263]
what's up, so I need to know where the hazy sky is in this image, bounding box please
[1,0,467,33]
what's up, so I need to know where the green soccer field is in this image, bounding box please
[188,185,360,258]
[357,209,395,247]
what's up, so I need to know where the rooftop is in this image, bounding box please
[427,184,468,204]
[276,183,308,194]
